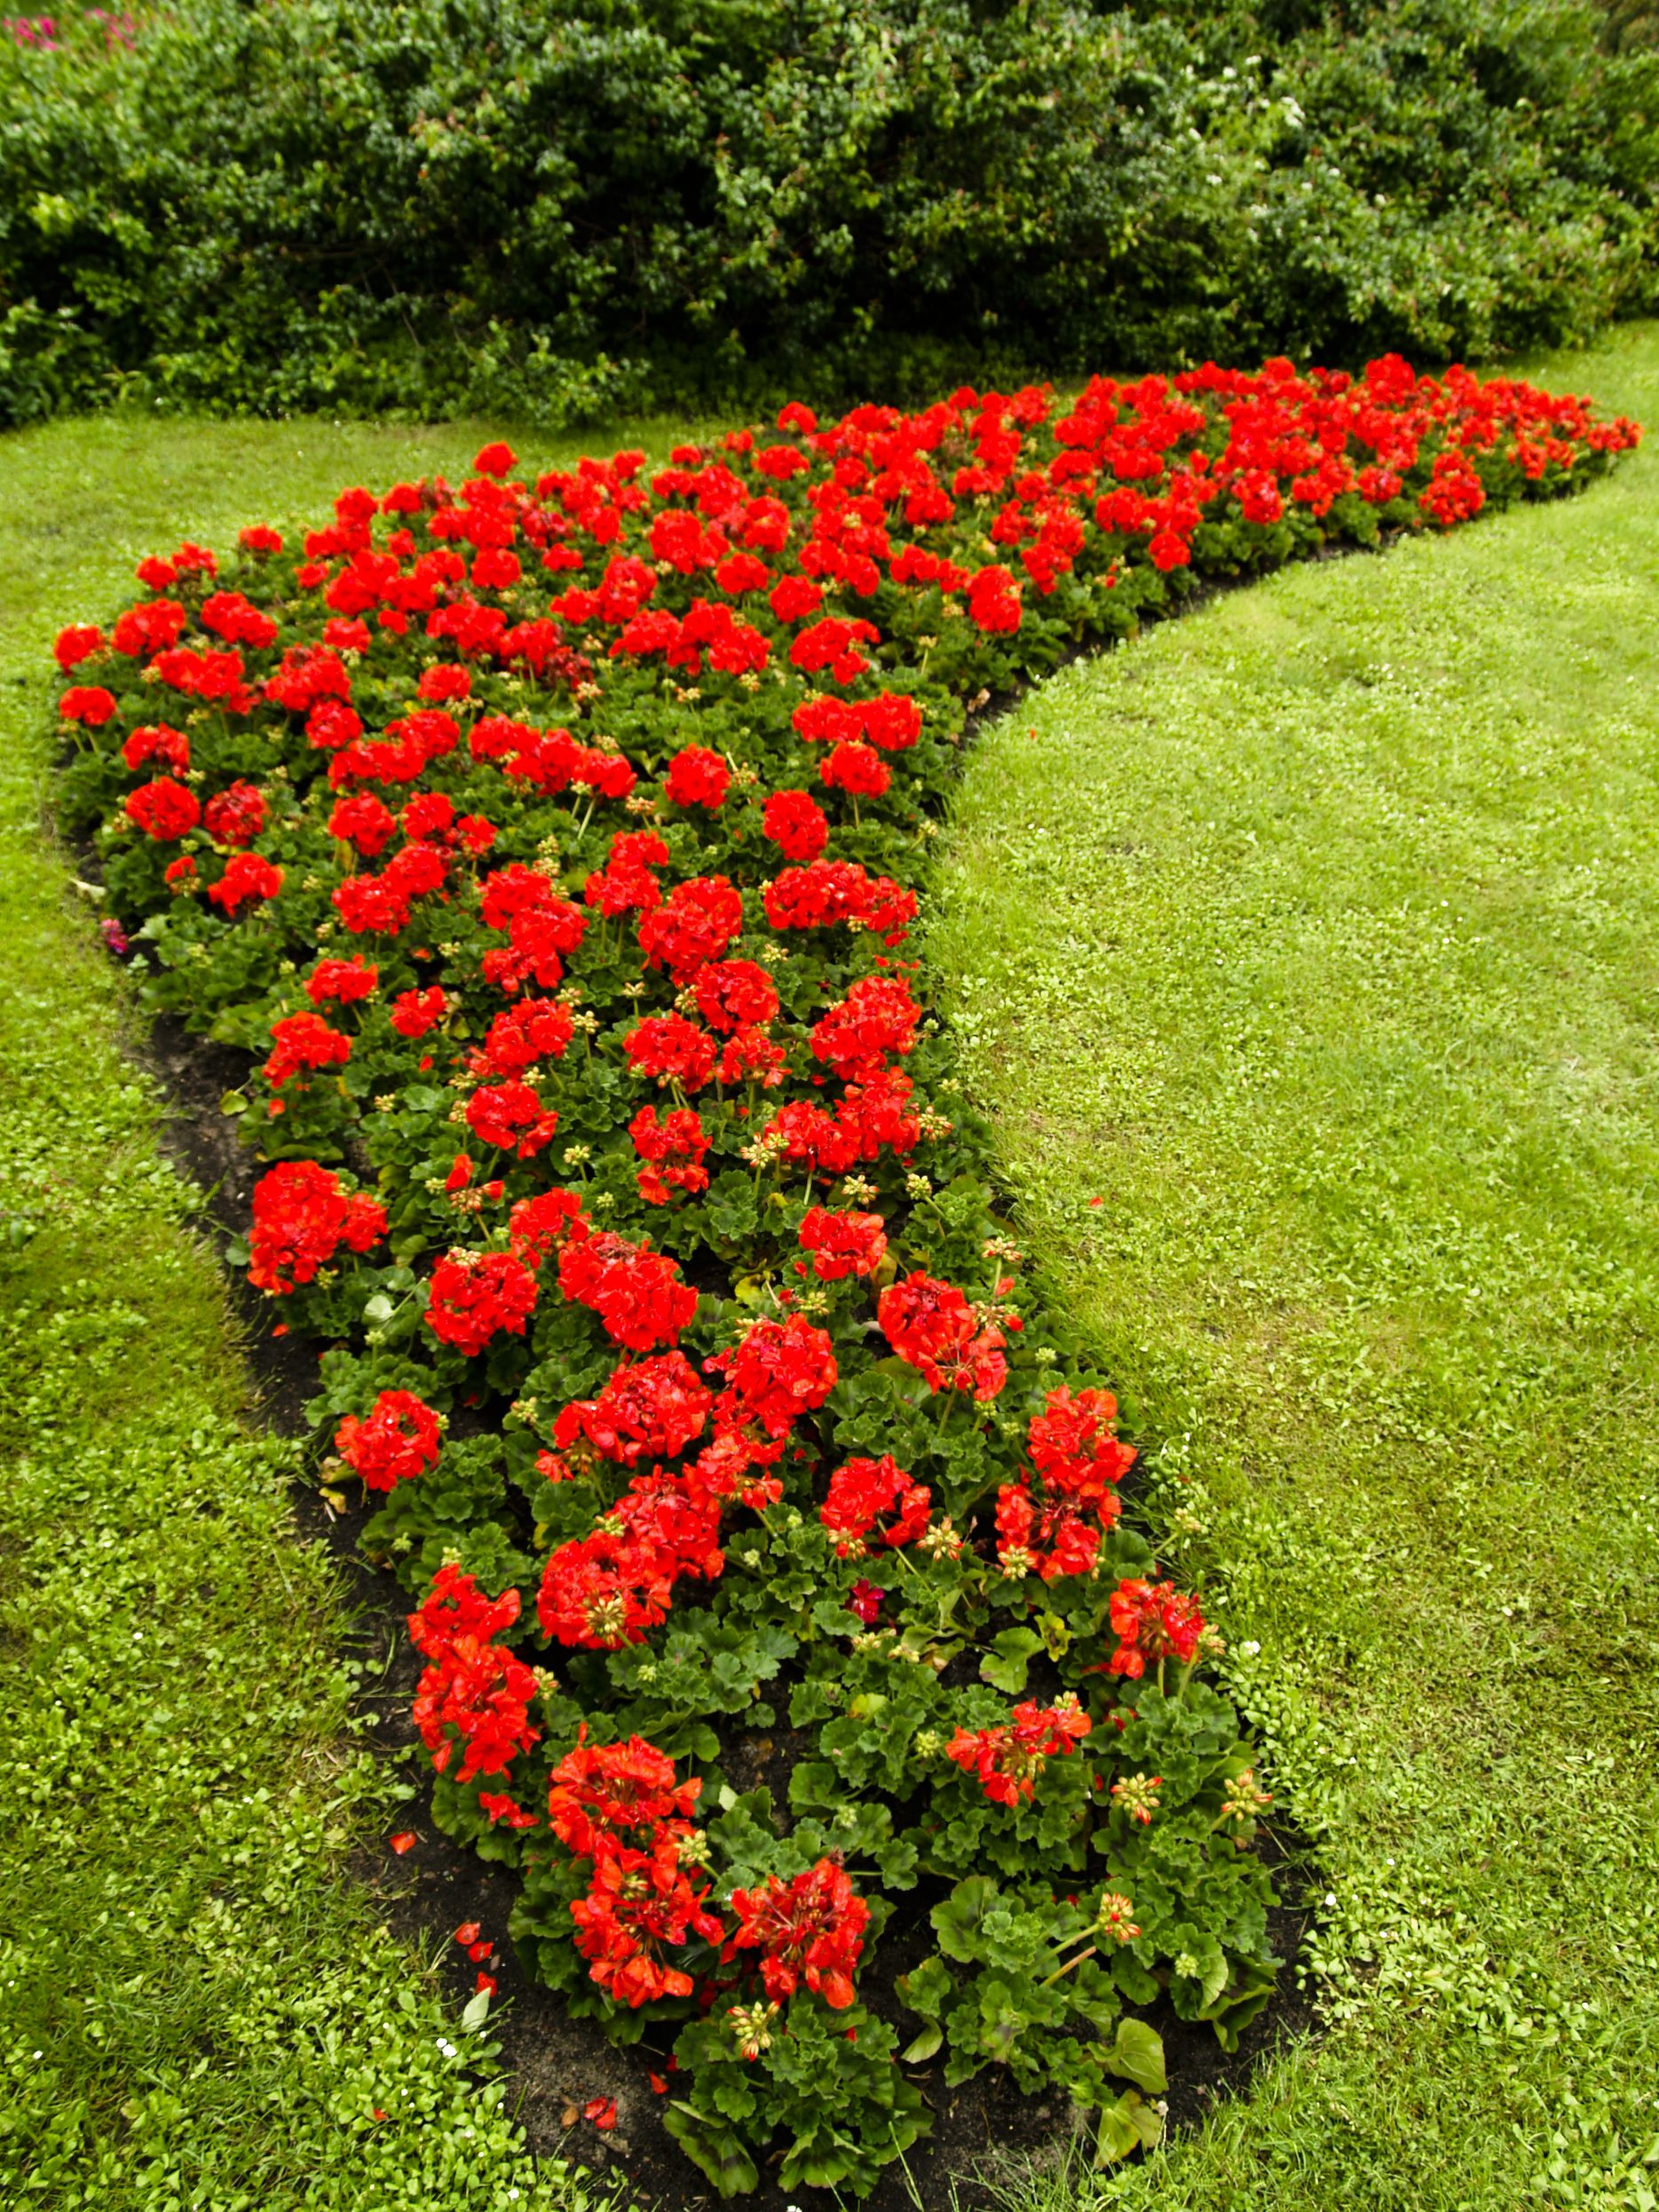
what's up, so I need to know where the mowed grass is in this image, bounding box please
[930,320,1659,2210]
[0,412,732,2208]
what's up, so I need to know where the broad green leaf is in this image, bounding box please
[1104,2017,1166,2093]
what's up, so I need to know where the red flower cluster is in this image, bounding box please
[570,1836,725,2008]
[819,1456,930,1557]
[407,1568,541,1788]
[306,955,379,1007]
[264,1010,351,1089]
[637,873,743,983]
[557,1231,699,1351]
[552,1351,712,1466]
[1026,1386,1136,1502]
[248,1160,385,1293]
[336,1388,442,1490]
[1106,1579,1207,1679]
[878,1271,1007,1400]
[705,1313,837,1442]
[624,1012,717,1093]
[810,974,919,1080]
[629,1103,710,1203]
[547,1731,704,1858]
[797,1205,887,1282]
[471,995,574,1078]
[945,1698,1092,1807]
[426,1248,539,1355]
[464,1078,561,1158]
[994,1481,1101,1583]
[209,852,283,914]
[726,1859,869,2009]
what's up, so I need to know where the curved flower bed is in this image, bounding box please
[55,361,1638,2197]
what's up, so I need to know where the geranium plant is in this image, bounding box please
[53,362,1638,2195]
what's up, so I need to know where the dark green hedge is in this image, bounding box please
[4,0,1658,426]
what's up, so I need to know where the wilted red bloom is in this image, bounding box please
[727,1860,868,2009]
[553,1351,712,1466]
[945,1698,1092,1806]
[798,1205,887,1283]
[427,1248,539,1355]
[819,1456,930,1557]
[1106,1579,1206,1679]
[336,1388,442,1490]
[248,1158,386,1293]
[264,1010,351,1088]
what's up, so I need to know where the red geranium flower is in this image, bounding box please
[726,1860,868,2009]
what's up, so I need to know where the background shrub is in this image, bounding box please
[4,0,1657,425]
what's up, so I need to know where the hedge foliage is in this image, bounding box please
[4,0,1659,427]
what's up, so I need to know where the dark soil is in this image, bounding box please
[134,1005,1320,2212]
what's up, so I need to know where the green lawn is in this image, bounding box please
[930,321,1659,2209]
